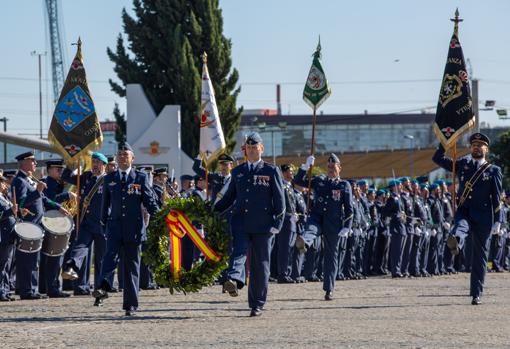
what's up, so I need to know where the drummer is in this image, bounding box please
[61,152,110,303]
[12,151,69,300]
[0,175,18,301]
[40,159,75,298]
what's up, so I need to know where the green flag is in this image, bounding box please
[303,39,331,109]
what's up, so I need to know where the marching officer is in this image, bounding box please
[39,159,74,298]
[193,153,234,201]
[214,132,285,317]
[12,151,68,300]
[61,152,109,301]
[277,164,298,284]
[0,175,17,301]
[294,153,353,300]
[93,142,159,316]
[433,132,503,305]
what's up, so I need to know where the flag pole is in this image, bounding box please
[204,160,209,200]
[451,143,457,215]
[76,158,81,236]
[306,106,317,208]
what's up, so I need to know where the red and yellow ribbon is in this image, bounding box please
[165,210,221,280]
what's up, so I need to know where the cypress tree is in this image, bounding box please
[107,0,241,157]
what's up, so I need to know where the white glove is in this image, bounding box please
[442,222,451,231]
[490,222,501,235]
[301,155,315,171]
[270,227,279,235]
[415,227,422,236]
[339,227,350,237]
[431,228,437,237]
[385,217,391,225]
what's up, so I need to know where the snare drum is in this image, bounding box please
[41,210,74,256]
[15,222,44,253]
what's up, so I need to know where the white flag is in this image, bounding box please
[199,55,226,165]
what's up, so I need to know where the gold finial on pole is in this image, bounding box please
[450,8,463,35]
[201,51,208,64]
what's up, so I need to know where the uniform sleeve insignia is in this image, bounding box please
[109,182,117,186]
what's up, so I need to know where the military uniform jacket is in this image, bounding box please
[293,168,353,233]
[0,194,16,245]
[101,169,159,243]
[62,169,104,229]
[192,159,231,201]
[214,161,285,234]
[413,195,427,231]
[41,176,71,203]
[282,180,298,220]
[12,170,61,224]
[433,147,503,224]
[152,184,165,207]
[384,192,406,236]
[428,196,444,228]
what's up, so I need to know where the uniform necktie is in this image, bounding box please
[249,164,254,174]
[121,172,127,184]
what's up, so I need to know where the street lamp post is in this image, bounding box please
[404,134,415,177]
[258,122,287,165]
[0,117,7,163]
[31,51,47,140]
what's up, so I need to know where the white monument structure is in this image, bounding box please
[126,84,193,178]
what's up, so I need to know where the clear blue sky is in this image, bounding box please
[0,0,509,137]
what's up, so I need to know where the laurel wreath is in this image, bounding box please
[144,197,230,294]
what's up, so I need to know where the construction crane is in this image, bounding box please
[45,0,66,102]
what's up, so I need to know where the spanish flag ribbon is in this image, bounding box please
[165,210,221,280]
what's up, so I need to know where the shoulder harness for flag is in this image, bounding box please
[79,175,105,224]
[458,162,491,207]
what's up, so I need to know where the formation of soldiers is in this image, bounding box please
[0,132,508,316]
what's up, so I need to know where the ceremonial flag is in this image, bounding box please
[48,38,103,163]
[433,10,475,149]
[303,38,331,110]
[199,52,226,165]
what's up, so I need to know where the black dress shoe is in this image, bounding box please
[249,307,262,317]
[61,267,79,280]
[0,296,11,302]
[223,279,238,297]
[92,289,109,301]
[48,292,71,298]
[20,293,48,300]
[109,287,119,293]
[471,297,481,305]
[277,276,296,284]
[392,273,403,278]
[324,291,333,301]
[93,297,103,307]
[125,309,136,316]
[74,289,91,296]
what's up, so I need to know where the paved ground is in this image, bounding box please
[2,272,510,348]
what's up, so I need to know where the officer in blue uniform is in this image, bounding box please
[3,169,18,293]
[61,152,109,300]
[93,142,159,316]
[0,176,17,301]
[384,180,407,278]
[294,153,353,300]
[152,167,169,207]
[433,132,503,305]
[214,132,285,317]
[193,153,234,201]
[12,151,68,299]
[277,164,298,283]
[39,159,74,297]
[372,189,390,275]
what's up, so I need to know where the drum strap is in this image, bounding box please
[79,175,105,224]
